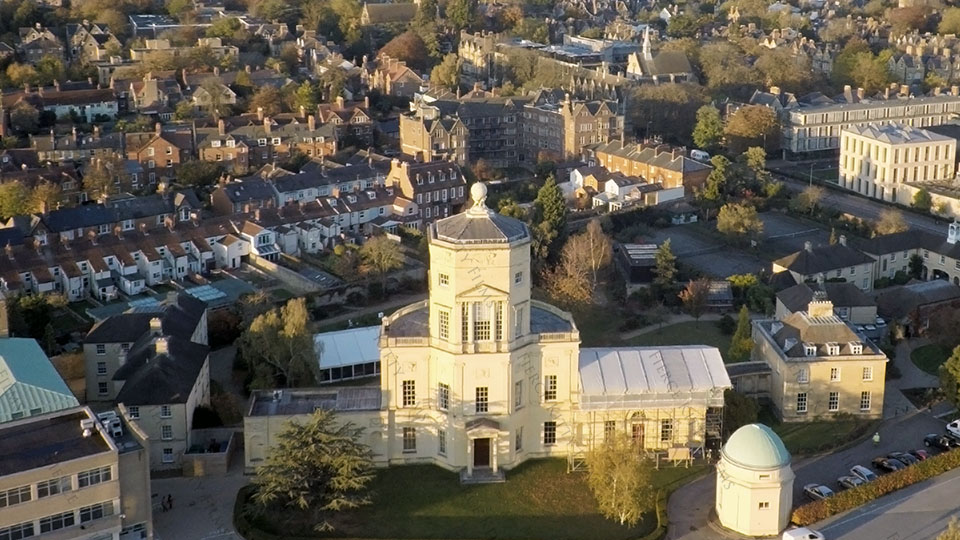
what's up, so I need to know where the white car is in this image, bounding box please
[783,527,826,540]
[947,420,960,439]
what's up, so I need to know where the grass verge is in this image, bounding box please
[625,321,733,362]
[911,343,951,375]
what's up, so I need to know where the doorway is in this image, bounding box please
[473,438,490,468]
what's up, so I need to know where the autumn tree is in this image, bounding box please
[6,63,38,87]
[82,162,116,201]
[240,298,317,388]
[724,105,778,154]
[941,8,960,35]
[912,188,933,212]
[252,409,373,532]
[585,436,655,527]
[743,147,766,174]
[360,235,404,294]
[653,239,678,289]
[792,185,825,215]
[430,53,459,91]
[727,305,754,363]
[874,209,909,236]
[543,249,592,309]
[379,31,429,72]
[570,220,612,287]
[887,6,929,36]
[248,86,284,116]
[692,105,723,151]
[679,278,711,323]
[696,155,729,220]
[446,0,476,31]
[29,181,60,213]
[939,346,960,409]
[717,202,764,243]
[0,181,30,219]
[9,103,39,133]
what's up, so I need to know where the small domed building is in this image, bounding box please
[715,424,794,537]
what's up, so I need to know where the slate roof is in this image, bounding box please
[114,336,209,405]
[763,311,880,358]
[433,202,528,244]
[362,2,417,24]
[843,122,952,144]
[218,177,276,203]
[876,280,960,320]
[777,282,875,313]
[774,243,875,275]
[85,293,207,344]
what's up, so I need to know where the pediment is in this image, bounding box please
[458,283,508,299]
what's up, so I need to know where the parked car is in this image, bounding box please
[851,464,878,483]
[947,420,960,439]
[872,457,906,473]
[924,433,954,450]
[837,475,865,490]
[888,452,919,466]
[783,528,826,540]
[803,483,835,501]
[909,449,929,461]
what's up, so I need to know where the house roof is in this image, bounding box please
[218,177,276,203]
[362,2,417,23]
[85,293,207,344]
[773,243,875,276]
[875,280,960,320]
[843,122,953,144]
[0,338,79,423]
[433,184,526,244]
[114,336,209,405]
[764,310,879,358]
[777,282,875,313]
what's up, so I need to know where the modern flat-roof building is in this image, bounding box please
[0,406,153,540]
[839,123,956,206]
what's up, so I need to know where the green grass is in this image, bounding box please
[759,408,876,455]
[574,303,627,347]
[625,321,733,362]
[271,288,295,302]
[66,300,95,322]
[911,343,952,375]
[240,459,705,540]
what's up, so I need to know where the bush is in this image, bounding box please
[886,362,902,380]
[192,405,223,429]
[792,447,960,526]
[717,314,736,335]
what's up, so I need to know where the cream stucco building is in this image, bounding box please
[244,184,732,477]
[716,423,794,537]
[840,123,956,207]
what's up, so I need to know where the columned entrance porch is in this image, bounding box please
[461,417,506,484]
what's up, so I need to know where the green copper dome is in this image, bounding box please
[721,424,791,470]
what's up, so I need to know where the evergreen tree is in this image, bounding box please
[692,105,723,150]
[727,305,753,362]
[532,175,567,260]
[41,323,57,355]
[653,239,678,289]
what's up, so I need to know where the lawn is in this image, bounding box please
[625,321,733,362]
[911,343,952,375]
[758,408,876,455]
[238,459,706,540]
[270,288,296,302]
[573,303,627,347]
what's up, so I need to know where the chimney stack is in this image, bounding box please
[155,122,162,135]
[263,117,271,134]
[155,336,168,354]
[218,118,225,135]
[838,234,847,246]
[804,240,813,253]
[149,317,162,335]
[308,114,315,131]
[335,96,344,110]
[257,107,264,121]
[364,95,370,108]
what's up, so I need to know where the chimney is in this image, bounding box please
[299,105,306,118]
[155,122,162,135]
[935,86,942,96]
[0,294,8,338]
[952,86,959,97]
[308,114,316,131]
[213,66,220,76]
[769,85,781,95]
[254,208,261,221]
[257,107,264,121]
[245,64,251,73]
[155,336,168,354]
[23,82,30,93]
[37,86,43,97]
[93,125,100,140]
[900,84,909,96]
[218,118,225,135]
[838,234,847,246]
[856,87,864,101]
[807,292,834,319]
[804,240,813,252]
[53,80,60,91]
[263,117,271,134]
[364,96,370,108]
[335,96,344,110]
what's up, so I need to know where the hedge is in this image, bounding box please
[792,447,960,525]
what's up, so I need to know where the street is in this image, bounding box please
[816,465,960,540]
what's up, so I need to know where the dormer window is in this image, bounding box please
[850,342,863,354]
[272,137,281,145]
[226,140,235,147]
[826,342,840,356]
[803,343,817,357]
[212,140,221,148]
[258,138,267,146]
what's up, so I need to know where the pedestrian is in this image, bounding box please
[168,494,173,510]
[160,497,168,512]
[873,432,880,446]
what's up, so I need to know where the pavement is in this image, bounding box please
[152,470,249,540]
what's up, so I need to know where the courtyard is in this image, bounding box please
[236,459,706,540]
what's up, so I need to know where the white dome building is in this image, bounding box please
[715,424,794,537]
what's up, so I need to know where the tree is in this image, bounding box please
[252,409,373,532]
[727,305,753,363]
[532,175,567,261]
[512,17,548,43]
[543,249,592,309]
[240,298,317,388]
[939,346,960,409]
[717,202,764,242]
[653,239,678,289]
[82,162,115,201]
[941,8,960,35]
[912,188,933,212]
[909,253,925,279]
[696,155,729,219]
[570,219,612,287]
[248,86,284,116]
[874,209,909,236]
[627,83,709,146]
[888,6,929,36]
[446,0,475,31]
[692,105,723,151]
[792,185,825,215]
[29,181,60,213]
[585,435,655,526]
[679,278,711,323]
[667,14,700,38]
[6,63,37,88]
[723,389,758,438]
[317,67,348,102]
[35,55,64,86]
[378,31,429,72]
[430,53,459,91]
[173,100,195,121]
[724,105,778,154]
[743,147,766,174]
[359,235,404,294]
[938,517,960,540]
[0,181,30,219]
[177,161,223,188]
[9,103,39,134]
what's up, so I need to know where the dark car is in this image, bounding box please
[889,452,919,466]
[924,433,954,451]
[909,449,930,461]
[803,483,835,501]
[837,475,865,490]
[872,457,907,473]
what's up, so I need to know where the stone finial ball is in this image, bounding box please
[471,182,487,205]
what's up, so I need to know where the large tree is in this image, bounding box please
[874,209,909,236]
[939,346,960,409]
[912,188,933,212]
[569,219,612,288]
[253,409,374,532]
[692,105,723,151]
[0,181,30,219]
[723,389,758,438]
[679,278,711,323]
[941,8,960,35]
[430,53,459,91]
[9,102,39,133]
[585,435,655,526]
[248,86,284,116]
[378,31,429,72]
[446,0,476,31]
[724,105,778,154]
[241,298,317,388]
[727,305,753,363]
[654,239,678,290]
[544,220,612,307]
[360,235,404,293]
[717,202,764,243]
[792,185,825,215]
[532,175,567,261]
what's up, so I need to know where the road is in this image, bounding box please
[777,175,944,235]
[815,465,960,540]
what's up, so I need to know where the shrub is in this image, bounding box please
[792,447,960,525]
[717,314,736,335]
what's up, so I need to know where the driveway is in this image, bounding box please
[152,471,249,540]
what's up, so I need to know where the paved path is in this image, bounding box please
[152,471,249,540]
[893,338,939,390]
[312,292,428,329]
[815,464,960,540]
[619,313,724,340]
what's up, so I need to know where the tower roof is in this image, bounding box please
[433,182,529,244]
[721,424,791,470]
